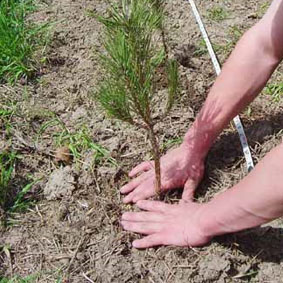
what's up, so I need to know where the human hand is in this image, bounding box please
[120,143,205,203]
[121,199,211,248]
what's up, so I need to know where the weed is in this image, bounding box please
[207,7,228,22]
[161,137,182,152]
[0,150,38,215]
[54,126,117,166]
[229,25,243,45]
[0,273,39,283]
[0,102,17,137]
[245,106,252,117]
[34,111,116,166]
[0,151,17,209]
[9,178,39,213]
[193,39,224,57]
[0,0,49,83]
[264,82,283,102]
[256,2,269,18]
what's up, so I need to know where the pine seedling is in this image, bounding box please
[95,0,178,194]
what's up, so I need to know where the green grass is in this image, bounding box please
[0,151,37,215]
[0,151,17,209]
[37,116,117,166]
[0,273,39,283]
[194,39,224,57]
[0,0,49,83]
[207,6,228,22]
[229,25,243,44]
[256,2,269,18]
[264,82,283,102]
[161,137,182,152]
[0,102,37,215]
[54,125,117,166]
[9,178,39,213]
[0,102,17,137]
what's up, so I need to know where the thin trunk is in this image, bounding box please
[148,126,161,195]
[161,29,169,61]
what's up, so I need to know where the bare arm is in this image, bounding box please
[199,143,283,239]
[184,0,283,155]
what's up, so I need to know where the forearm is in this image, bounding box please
[199,143,283,237]
[183,20,281,155]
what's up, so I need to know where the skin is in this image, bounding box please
[120,0,283,248]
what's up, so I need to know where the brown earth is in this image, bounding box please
[0,0,283,282]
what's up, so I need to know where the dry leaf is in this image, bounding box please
[55,146,72,164]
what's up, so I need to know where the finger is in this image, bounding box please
[179,199,193,205]
[136,200,172,212]
[122,188,153,204]
[121,220,162,235]
[129,161,153,177]
[132,234,165,248]
[123,191,135,204]
[182,179,198,201]
[122,178,155,203]
[120,173,148,194]
[122,211,164,222]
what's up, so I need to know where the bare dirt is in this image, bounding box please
[0,0,282,282]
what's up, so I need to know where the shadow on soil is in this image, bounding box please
[209,113,283,170]
[195,113,283,197]
[202,113,283,264]
[217,226,283,263]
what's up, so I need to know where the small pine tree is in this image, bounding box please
[95,0,178,194]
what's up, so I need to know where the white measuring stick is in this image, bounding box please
[187,0,254,172]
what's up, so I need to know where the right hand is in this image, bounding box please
[120,142,205,203]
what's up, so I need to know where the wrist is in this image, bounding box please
[197,202,227,239]
[182,126,215,158]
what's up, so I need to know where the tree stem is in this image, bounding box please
[148,125,161,195]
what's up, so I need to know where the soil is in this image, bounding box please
[0,0,283,282]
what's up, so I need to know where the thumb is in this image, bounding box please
[182,179,198,201]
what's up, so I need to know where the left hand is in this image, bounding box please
[120,143,205,203]
[121,199,211,248]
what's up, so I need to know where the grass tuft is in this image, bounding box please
[0,273,39,283]
[0,0,49,83]
[54,126,117,166]
[207,6,228,22]
[0,150,38,216]
[264,82,283,102]
[0,151,17,209]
